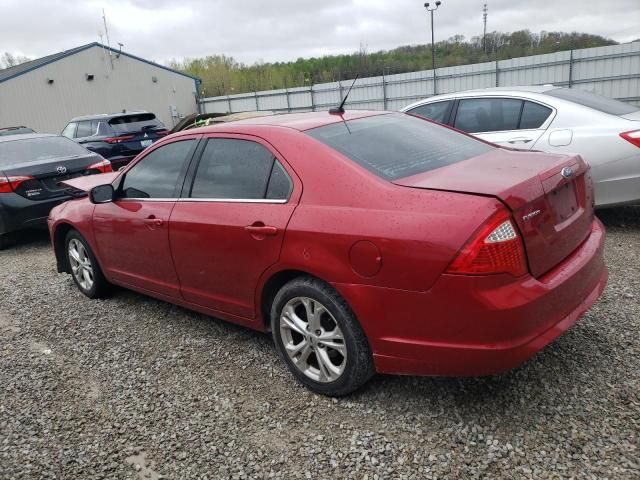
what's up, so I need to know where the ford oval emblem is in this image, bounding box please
[561,166,574,179]
[56,166,67,174]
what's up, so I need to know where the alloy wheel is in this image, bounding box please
[68,238,94,291]
[279,297,347,383]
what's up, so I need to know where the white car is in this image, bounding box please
[402,86,640,207]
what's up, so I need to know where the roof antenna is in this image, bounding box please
[329,74,359,114]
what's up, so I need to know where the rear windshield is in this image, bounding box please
[0,136,89,166]
[109,113,164,134]
[0,127,34,137]
[306,113,493,180]
[544,88,638,115]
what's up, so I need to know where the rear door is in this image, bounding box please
[453,97,552,149]
[92,136,199,298]
[169,135,300,319]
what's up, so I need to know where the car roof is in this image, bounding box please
[402,85,559,109]
[69,111,152,122]
[181,110,392,134]
[0,126,32,131]
[0,133,57,143]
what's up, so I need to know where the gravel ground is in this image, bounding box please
[1,207,639,479]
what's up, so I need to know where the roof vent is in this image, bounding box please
[46,78,54,85]
[86,73,95,81]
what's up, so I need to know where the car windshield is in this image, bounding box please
[109,113,164,134]
[544,88,638,115]
[306,113,493,180]
[0,136,89,166]
[0,127,34,137]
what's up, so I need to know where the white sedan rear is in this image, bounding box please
[402,86,640,207]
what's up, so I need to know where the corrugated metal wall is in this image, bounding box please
[0,45,199,133]
[200,42,640,114]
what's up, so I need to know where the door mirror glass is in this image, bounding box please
[90,184,115,204]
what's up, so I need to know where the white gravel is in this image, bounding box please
[1,207,639,479]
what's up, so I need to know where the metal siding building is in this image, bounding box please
[0,43,200,134]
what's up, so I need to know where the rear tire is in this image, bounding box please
[65,230,110,299]
[271,277,374,396]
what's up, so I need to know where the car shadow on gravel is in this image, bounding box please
[2,229,50,251]
[596,205,640,230]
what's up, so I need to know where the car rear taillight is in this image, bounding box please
[0,175,33,193]
[620,130,640,148]
[84,159,113,174]
[446,208,528,277]
[104,135,135,144]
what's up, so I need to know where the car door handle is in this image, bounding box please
[244,224,278,236]
[507,137,533,144]
[144,215,164,229]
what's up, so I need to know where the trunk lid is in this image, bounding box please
[2,153,106,200]
[393,148,594,278]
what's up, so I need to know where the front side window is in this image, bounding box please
[454,98,523,133]
[408,101,453,124]
[61,123,77,139]
[189,138,292,200]
[307,113,493,181]
[120,140,196,199]
[75,120,94,138]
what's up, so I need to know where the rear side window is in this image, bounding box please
[544,88,637,115]
[520,101,552,129]
[0,136,90,167]
[190,138,291,200]
[120,140,196,199]
[306,113,493,181]
[454,98,523,133]
[407,101,452,124]
[109,113,164,134]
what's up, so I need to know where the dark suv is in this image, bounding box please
[61,112,168,170]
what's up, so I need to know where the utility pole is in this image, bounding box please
[102,9,114,69]
[424,2,442,96]
[482,4,488,53]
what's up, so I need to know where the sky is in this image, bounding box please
[1,0,639,66]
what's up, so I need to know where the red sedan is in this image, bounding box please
[48,111,607,396]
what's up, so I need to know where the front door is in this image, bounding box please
[169,135,300,319]
[93,137,199,298]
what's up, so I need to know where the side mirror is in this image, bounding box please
[89,184,115,204]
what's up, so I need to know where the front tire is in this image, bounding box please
[65,230,110,298]
[271,277,374,396]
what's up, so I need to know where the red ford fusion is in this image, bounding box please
[48,110,607,396]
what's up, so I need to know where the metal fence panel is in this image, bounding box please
[199,42,640,114]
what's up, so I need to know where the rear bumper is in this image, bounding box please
[0,193,69,235]
[335,218,607,376]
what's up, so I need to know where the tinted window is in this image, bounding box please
[75,121,94,138]
[266,161,293,200]
[307,113,493,181]
[121,140,195,199]
[455,98,523,133]
[545,88,637,115]
[61,123,76,139]
[520,101,552,129]
[0,136,90,167]
[408,101,452,124]
[109,114,164,134]
[190,139,275,199]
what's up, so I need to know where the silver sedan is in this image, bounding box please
[402,86,640,207]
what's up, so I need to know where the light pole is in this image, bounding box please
[424,1,441,95]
